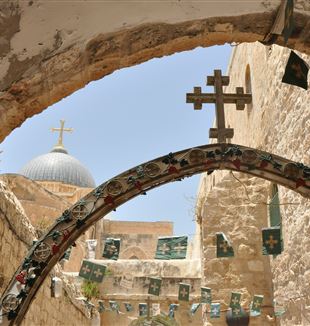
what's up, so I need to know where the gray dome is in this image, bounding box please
[19,150,96,188]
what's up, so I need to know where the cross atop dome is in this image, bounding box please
[51,120,73,154]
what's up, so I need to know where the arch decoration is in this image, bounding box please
[0,143,309,325]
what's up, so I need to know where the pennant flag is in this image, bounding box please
[250,295,264,316]
[98,300,105,313]
[216,232,234,258]
[262,227,282,255]
[62,246,72,261]
[210,303,220,318]
[190,303,200,315]
[178,283,190,302]
[124,302,133,312]
[230,292,241,308]
[79,260,106,283]
[282,0,294,44]
[148,277,162,296]
[102,238,121,260]
[51,276,62,298]
[168,304,179,318]
[109,301,120,313]
[201,287,212,304]
[282,51,309,90]
[139,303,148,317]
[120,274,134,289]
[152,303,160,316]
[155,236,188,259]
[231,305,242,318]
[85,239,97,259]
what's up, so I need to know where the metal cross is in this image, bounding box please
[265,235,278,249]
[180,287,188,298]
[186,70,252,143]
[220,241,229,253]
[51,120,73,148]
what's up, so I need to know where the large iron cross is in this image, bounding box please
[186,70,252,143]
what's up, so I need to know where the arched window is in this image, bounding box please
[245,65,253,113]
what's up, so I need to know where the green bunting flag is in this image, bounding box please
[231,305,242,318]
[216,232,234,258]
[230,292,241,308]
[98,300,105,313]
[210,303,220,318]
[251,295,264,316]
[190,303,200,315]
[148,277,162,296]
[282,51,309,90]
[79,260,106,283]
[262,227,282,255]
[178,283,190,301]
[109,301,120,313]
[102,238,121,260]
[139,303,148,316]
[124,302,133,312]
[201,287,212,304]
[168,304,179,318]
[282,0,294,44]
[155,236,188,259]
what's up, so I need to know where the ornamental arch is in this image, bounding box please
[0,143,309,324]
[0,1,310,143]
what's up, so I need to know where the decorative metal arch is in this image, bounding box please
[1,143,309,325]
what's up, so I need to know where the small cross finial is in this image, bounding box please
[186,69,252,143]
[51,120,73,152]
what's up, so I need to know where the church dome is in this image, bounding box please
[19,148,96,188]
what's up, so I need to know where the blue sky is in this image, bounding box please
[1,45,232,237]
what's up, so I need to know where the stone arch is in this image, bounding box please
[121,246,149,260]
[1,143,309,324]
[0,2,309,143]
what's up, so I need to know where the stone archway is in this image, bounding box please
[129,315,179,326]
[121,246,149,260]
[0,1,309,143]
[0,143,309,325]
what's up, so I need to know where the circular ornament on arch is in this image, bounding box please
[241,149,258,165]
[33,242,51,261]
[144,162,161,178]
[188,148,205,164]
[1,293,19,312]
[106,180,124,196]
[71,203,89,220]
[284,163,301,179]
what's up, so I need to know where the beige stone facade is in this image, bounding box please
[196,42,309,325]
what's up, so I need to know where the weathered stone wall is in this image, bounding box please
[0,179,91,325]
[197,42,309,325]
[0,1,309,144]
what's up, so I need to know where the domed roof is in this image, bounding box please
[19,147,96,188]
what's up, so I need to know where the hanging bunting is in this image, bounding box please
[216,232,234,258]
[230,292,241,308]
[262,227,282,255]
[210,303,220,318]
[154,236,188,259]
[102,238,121,260]
[98,300,105,313]
[62,246,72,261]
[152,303,160,316]
[250,295,264,316]
[190,303,200,315]
[51,276,62,298]
[282,0,294,44]
[178,283,190,302]
[124,302,133,312]
[168,304,179,318]
[109,301,120,314]
[201,287,212,304]
[139,303,148,317]
[79,260,106,283]
[120,274,134,289]
[282,51,309,90]
[148,278,162,296]
[231,305,242,318]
